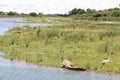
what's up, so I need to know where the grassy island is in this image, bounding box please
[0,15,120,74]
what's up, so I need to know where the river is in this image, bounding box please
[0,18,54,35]
[0,52,120,80]
[0,18,120,80]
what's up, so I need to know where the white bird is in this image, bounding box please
[101,58,111,65]
[61,59,73,68]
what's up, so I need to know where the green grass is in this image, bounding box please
[0,17,120,74]
[25,16,74,24]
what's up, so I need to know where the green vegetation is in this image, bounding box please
[0,16,120,74]
[0,7,120,74]
[0,11,43,17]
[0,11,65,18]
[25,16,73,24]
[69,7,120,21]
[1,7,120,21]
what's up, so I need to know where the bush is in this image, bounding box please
[29,12,38,17]
[111,11,120,17]
[8,11,18,16]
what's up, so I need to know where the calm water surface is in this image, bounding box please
[0,18,120,80]
[0,18,54,35]
[96,21,120,25]
[0,52,120,80]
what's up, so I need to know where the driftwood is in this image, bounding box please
[63,67,87,71]
[61,59,87,71]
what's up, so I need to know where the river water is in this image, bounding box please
[0,18,120,80]
[0,18,54,35]
[0,52,120,80]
